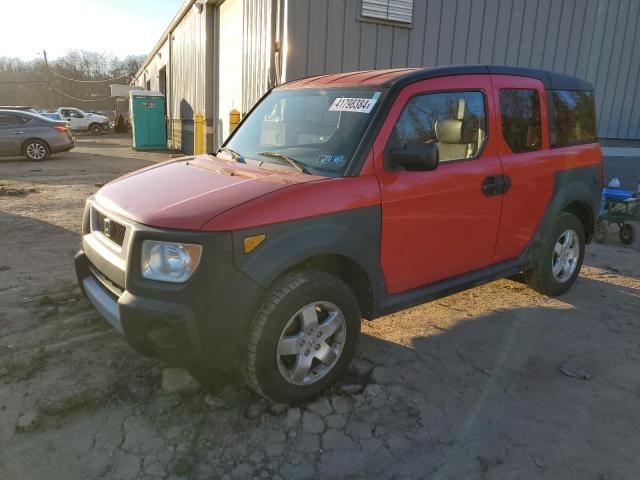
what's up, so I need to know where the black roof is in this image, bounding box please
[387,65,593,91]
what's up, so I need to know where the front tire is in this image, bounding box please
[23,140,50,161]
[244,270,361,404]
[524,212,585,296]
[89,123,102,135]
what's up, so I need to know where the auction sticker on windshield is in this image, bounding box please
[329,95,379,113]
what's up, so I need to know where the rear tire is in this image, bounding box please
[619,223,635,245]
[524,212,585,296]
[23,140,50,161]
[244,270,361,404]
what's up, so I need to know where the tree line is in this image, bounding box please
[0,50,145,111]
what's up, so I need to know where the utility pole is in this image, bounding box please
[42,49,54,110]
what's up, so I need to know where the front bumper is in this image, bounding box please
[74,203,266,369]
[75,251,201,365]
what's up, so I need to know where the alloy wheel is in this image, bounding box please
[26,143,47,160]
[276,301,346,386]
[551,229,580,282]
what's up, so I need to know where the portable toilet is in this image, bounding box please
[129,90,167,150]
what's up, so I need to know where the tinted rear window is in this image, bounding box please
[550,90,597,147]
[499,89,542,153]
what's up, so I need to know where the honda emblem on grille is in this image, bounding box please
[103,217,111,238]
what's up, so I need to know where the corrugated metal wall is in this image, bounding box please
[242,0,274,114]
[135,41,169,92]
[170,5,208,151]
[285,0,640,139]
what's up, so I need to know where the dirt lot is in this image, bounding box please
[1,134,639,480]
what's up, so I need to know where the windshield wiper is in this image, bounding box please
[216,146,245,163]
[257,151,310,174]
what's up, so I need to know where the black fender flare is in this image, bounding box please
[231,207,385,308]
[530,165,601,250]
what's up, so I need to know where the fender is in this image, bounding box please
[530,164,601,250]
[230,206,386,306]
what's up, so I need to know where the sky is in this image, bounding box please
[0,0,184,60]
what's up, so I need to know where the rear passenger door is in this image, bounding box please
[374,76,504,294]
[489,75,551,262]
[0,113,24,155]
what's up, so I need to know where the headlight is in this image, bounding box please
[141,240,202,283]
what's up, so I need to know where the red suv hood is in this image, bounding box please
[94,155,319,230]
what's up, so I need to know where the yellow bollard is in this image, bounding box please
[194,113,204,155]
[229,109,241,133]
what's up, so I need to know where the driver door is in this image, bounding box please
[374,75,504,294]
[68,109,86,129]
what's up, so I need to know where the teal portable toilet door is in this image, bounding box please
[130,91,167,150]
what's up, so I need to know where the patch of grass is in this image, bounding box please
[38,295,56,306]
[0,185,39,197]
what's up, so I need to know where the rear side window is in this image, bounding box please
[550,90,597,147]
[0,113,28,127]
[499,89,542,153]
[387,91,487,162]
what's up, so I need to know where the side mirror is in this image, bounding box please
[387,143,439,171]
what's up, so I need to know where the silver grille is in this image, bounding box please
[93,209,126,247]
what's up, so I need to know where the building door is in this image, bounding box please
[374,76,504,294]
[218,0,243,143]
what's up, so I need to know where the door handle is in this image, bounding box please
[482,175,511,196]
[12,131,25,135]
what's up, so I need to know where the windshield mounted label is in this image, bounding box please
[329,97,378,113]
[318,154,345,167]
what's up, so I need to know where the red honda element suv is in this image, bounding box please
[75,66,602,403]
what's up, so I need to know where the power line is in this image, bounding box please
[50,85,112,102]
[0,67,40,74]
[0,80,48,84]
[48,69,129,83]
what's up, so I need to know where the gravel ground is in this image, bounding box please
[1,134,640,479]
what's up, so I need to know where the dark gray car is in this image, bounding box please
[0,110,75,161]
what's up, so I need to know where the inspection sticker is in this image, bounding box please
[318,154,345,167]
[329,97,378,113]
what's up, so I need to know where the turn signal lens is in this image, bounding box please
[52,126,68,132]
[243,234,266,254]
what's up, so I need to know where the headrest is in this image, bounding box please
[435,119,478,144]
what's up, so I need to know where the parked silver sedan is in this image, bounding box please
[0,110,75,161]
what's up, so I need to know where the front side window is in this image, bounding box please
[550,90,597,147]
[387,91,487,162]
[224,87,384,177]
[69,110,84,118]
[499,89,542,153]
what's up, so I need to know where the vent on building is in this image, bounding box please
[361,0,413,24]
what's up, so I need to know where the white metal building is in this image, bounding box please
[133,0,640,154]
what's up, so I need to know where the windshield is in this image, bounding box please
[223,87,384,176]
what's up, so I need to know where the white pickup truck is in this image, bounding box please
[57,108,110,135]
